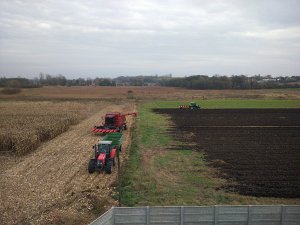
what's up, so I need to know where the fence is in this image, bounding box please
[89,205,300,225]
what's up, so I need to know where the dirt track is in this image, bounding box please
[0,102,135,225]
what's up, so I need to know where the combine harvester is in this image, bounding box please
[88,132,122,174]
[91,112,137,134]
[179,102,201,109]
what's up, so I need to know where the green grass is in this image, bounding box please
[120,99,300,206]
[120,102,172,206]
[120,127,140,206]
[138,102,172,147]
[121,101,230,206]
[151,99,300,109]
[282,87,300,91]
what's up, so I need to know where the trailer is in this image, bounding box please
[88,133,122,174]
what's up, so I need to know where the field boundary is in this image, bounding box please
[89,205,300,225]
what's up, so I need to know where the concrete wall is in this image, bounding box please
[89,205,300,225]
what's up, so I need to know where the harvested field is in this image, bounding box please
[154,108,300,198]
[0,101,106,155]
[0,102,135,225]
[1,86,300,100]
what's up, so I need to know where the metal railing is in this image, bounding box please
[89,205,300,225]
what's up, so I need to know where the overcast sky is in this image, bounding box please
[0,0,299,78]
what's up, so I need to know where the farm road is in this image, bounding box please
[0,102,135,225]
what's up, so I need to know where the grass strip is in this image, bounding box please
[152,99,300,109]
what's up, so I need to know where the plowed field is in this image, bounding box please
[154,108,300,198]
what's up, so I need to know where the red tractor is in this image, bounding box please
[88,133,122,174]
[91,112,137,134]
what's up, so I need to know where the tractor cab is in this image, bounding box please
[97,140,112,155]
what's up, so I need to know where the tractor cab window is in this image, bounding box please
[99,144,110,153]
[105,116,114,125]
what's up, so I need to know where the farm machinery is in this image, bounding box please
[88,132,122,174]
[179,102,201,109]
[91,112,137,134]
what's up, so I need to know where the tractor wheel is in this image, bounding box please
[88,159,96,173]
[112,157,116,166]
[105,160,113,174]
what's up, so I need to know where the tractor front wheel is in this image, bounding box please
[88,159,96,173]
[105,160,113,174]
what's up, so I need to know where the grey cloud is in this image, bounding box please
[0,0,299,77]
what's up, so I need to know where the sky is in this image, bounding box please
[0,0,300,78]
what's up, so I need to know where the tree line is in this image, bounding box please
[159,75,300,89]
[1,74,299,90]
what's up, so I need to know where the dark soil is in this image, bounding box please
[154,108,300,198]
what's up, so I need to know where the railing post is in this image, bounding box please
[180,206,184,225]
[247,205,251,225]
[214,205,218,225]
[146,206,150,225]
[112,207,115,225]
[280,205,284,225]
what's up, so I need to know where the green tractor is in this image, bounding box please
[179,102,201,109]
[189,102,201,109]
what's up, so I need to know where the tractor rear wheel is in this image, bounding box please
[88,159,96,173]
[105,160,113,174]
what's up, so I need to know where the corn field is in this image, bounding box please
[0,101,102,155]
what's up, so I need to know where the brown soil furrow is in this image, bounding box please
[154,108,300,199]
